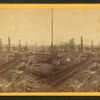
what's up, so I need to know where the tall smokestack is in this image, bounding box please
[35,43,37,47]
[26,41,27,50]
[0,39,3,52]
[99,42,100,50]
[8,36,10,52]
[81,36,83,52]
[91,40,93,52]
[0,39,1,52]
[19,40,21,51]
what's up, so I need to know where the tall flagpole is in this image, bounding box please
[51,8,54,67]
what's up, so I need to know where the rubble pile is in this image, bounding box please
[54,53,89,69]
[0,54,52,92]
[0,66,51,92]
[0,53,19,65]
[0,51,95,92]
[56,61,100,92]
[31,63,52,72]
[22,55,53,75]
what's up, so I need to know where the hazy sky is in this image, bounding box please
[0,8,100,46]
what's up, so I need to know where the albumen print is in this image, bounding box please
[0,8,100,92]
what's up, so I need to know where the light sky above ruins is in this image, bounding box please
[0,8,100,46]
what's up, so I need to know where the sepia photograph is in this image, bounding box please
[0,8,100,92]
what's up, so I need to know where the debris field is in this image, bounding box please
[0,51,99,92]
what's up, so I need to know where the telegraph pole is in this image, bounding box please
[51,8,54,66]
